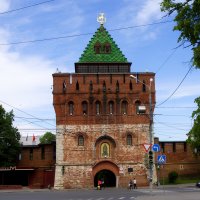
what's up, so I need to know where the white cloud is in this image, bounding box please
[118,0,162,25]
[0,29,55,110]
[114,0,163,42]
[157,83,200,103]
[135,0,162,25]
[172,85,200,99]
[0,0,10,12]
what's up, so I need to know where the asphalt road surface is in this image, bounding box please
[0,186,200,200]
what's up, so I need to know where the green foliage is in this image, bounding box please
[39,132,56,144]
[161,0,200,68]
[0,105,21,167]
[187,97,200,153]
[168,171,179,183]
[161,0,200,153]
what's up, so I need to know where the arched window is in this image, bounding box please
[103,42,111,53]
[129,80,133,90]
[101,142,110,157]
[68,101,74,115]
[135,100,141,114]
[96,101,101,115]
[109,101,114,114]
[63,80,66,93]
[94,42,101,54]
[121,100,128,114]
[76,81,79,91]
[96,74,99,84]
[89,81,93,92]
[78,135,84,146]
[82,101,88,115]
[142,80,146,92]
[103,81,106,92]
[116,80,119,92]
[127,134,132,145]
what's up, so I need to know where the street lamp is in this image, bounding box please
[130,74,154,187]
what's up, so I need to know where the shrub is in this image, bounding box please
[168,171,178,183]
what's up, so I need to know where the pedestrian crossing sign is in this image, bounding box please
[157,155,166,164]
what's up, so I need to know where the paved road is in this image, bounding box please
[0,186,199,200]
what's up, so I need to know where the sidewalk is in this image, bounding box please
[157,183,195,188]
[0,183,197,193]
[0,187,50,193]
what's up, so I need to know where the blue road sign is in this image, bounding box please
[157,155,166,164]
[152,144,160,152]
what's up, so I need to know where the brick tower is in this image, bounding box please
[53,15,155,189]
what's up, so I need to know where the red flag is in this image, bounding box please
[32,134,36,142]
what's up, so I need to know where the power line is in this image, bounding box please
[0,99,56,128]
[154,113,190,117]
[156,65,193,107]
[0,0,56,15]
[155,121,191,125]
[155,48,178,74]
[154,119,190,131]
[0,20,173,46]
[155,106,196,109]
[17,128,56,131]
[154,133,186,140]
[15,116,55,121]
[15,118,51,130]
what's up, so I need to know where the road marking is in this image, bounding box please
[118,197,125,199]
[130,197,135,199]
[139,189,172,193]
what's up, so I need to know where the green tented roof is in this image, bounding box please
[78,25,128,63]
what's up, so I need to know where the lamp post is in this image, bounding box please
[130,75,154,187]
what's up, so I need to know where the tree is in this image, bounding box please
[39,132,55,144]
[187,97,200,153]
[160,0,200,151]
[168,171,178,183]
[160,0,200,68]
[0,105,21,167]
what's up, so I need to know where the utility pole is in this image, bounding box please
[130,75,154,188]
[149,78,153,188]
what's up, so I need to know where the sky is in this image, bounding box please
[0,0,200,141]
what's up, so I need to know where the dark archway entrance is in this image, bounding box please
[94,169,116,187]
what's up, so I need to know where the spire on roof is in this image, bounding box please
[97,13,106,26]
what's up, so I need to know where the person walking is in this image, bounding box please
[133,178,137,189]
[97,180,102,190]
[129,179,133,190]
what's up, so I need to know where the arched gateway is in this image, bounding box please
[93,161,119,188]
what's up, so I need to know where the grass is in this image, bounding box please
[159,177,200,185]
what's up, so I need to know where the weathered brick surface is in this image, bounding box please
[15,144,55,188]
[17,144,55,167]
[155,140,200,179]
[53,72,156,189]
[54,123,151,189]
[53,73,155,125]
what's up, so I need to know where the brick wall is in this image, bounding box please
[53,72,156,189]
[155,139,200,179]
[16,143,56,188]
